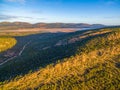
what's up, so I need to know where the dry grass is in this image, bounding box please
[0,37,17,53]
[0,28,75,33]
[55,29,111,46]
[1,28,120,90]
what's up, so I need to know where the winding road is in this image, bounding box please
[0,41,31,66]
[18,41,31,56]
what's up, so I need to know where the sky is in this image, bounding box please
[0,0,120,25]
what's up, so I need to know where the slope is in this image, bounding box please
[0,27,120,90]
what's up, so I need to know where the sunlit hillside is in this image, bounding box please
[0,27,120,90]
[0,37,16,53]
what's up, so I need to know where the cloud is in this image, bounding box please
[0,15,17,20]
[6,0,26,4]
[103,16,120,19]
[105,0,119,5]
[106,1,115,5]
[0,14,45,21]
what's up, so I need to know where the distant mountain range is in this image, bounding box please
[0,22,106,30]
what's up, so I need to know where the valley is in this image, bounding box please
[0,27,120,90]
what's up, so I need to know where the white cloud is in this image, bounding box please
[0,14,46,22]
[106,1,115,5]
[6,0,26,4]
[106,0,119,5]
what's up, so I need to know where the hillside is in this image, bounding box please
[0,22,105,30]
[0,37,16,53]
[0,27,120,90]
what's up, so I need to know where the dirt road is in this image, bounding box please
[0,41,31,66]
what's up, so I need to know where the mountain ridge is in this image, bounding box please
[0,22,105,29]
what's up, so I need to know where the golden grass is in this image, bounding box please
[68,29,111,43]
[1,29,120,90]
[56,29,112,45]
[0,37,17,53]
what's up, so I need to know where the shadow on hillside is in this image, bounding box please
[0,30,111,81]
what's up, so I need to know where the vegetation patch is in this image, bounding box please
[0,37,17,53]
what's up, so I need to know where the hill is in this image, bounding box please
[0,27,120,90]
[0,22,105,30]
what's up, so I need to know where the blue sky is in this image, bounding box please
[0,0,120,25]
